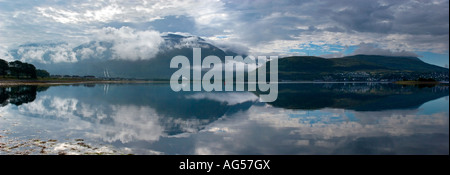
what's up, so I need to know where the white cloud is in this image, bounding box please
[96,27,164,60]
[172,36,204,49]
[186,92,258,105]
[37,7,84,24]
[33,0,228,26]
[206,37,250,56]
[18,96,80,119]
[191,102,449,154]
[246,106,449,138]
[0,0,448,66]
[83,4,123,23]
[99,105,165,143]
[17,47,46,63]
[74,41,108,60]
[77,47,95,60]
[35,2,125,24]
[0,46,14,61]
[13,95,210,144]
[247,31,448,57]
[16,96,165,143]
[49,46,78,63]
[351,42,419,57]
[15,43,79,63]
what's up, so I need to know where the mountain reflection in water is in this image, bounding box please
[0,83,448,155]
[259,83,449,111]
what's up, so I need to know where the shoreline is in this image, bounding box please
[393,80,448,85]
[0,79,168,86]
[1,79,448,86]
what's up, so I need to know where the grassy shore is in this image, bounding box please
[0,77,168,86]
[393,80,442,85]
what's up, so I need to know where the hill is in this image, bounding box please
[6,35,449,81]
[259,55,449,81]
[27,34,241,80]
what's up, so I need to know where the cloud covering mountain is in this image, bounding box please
[7,33,246,79]
[0,0,448,67]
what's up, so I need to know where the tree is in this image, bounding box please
[36,69,50,78]
[8,60,37,78]
[24,63,37,78]
[0,59,9,77]
[5,60,46,79]
[8,60,23,78]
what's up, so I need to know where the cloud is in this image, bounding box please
[101,105,165,143]
[0,0,448,66]
[170,36,205,49]
[189,101,449,154]
[351,43,420,57]
[95,27,164,61]
[221,0,449,57]
[32,0,228,27]
[16,95,166,143]
[186,92,258,105]
[328,0,395,33]
[18,96,79,119]
[77,47,96,60]
[206,37,250,56]
[0,46,14,61]
[13,43,78,63]
[13,94,213,144]
[320,52,345,59]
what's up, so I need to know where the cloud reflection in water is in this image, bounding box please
[0,83,448,155]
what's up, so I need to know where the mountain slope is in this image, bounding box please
[340,55,446,72]
[27,34,242,79]
[260,55,449,81]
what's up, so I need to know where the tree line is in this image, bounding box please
[0,59,50,79]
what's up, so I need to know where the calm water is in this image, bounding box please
[0,83,448,155]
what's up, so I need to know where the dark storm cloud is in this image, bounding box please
[328,1,395,33]
[326,0,449,35]
[223,0,448,53]
[393,2,449,36]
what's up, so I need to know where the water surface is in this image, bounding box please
[0,83,448,155]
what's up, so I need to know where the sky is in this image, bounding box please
[0,0,448,67]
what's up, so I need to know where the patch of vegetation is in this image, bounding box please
[0,59,50,79]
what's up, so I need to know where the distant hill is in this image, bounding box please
[258,55,449,81]
[29,34,241,80]
[7,35,448,81]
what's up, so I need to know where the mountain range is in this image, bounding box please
[6,34,449,81]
